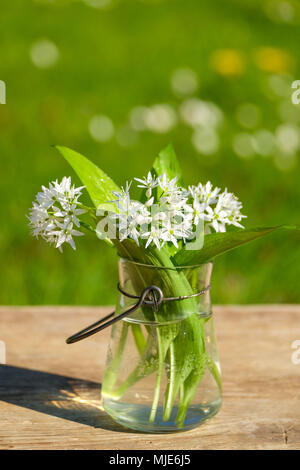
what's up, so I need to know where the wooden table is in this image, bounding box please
[0,305,299,450]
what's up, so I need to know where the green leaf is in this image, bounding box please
[56,146,121,211]
[152,143,182,183]
[175,352,207,427]
[173,225,299,266]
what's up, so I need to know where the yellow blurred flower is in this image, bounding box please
[210,49,245,77]
[254,47,292,73]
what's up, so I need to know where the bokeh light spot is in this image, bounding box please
[170,68,198,97]
[192,128,219,155]
[180,99,223,128]
[275,123,300,154]
[210,49,245,77]
[274,153,297,171]
[82,0,112,8]
[252,129,275,157]
[89,115,115,142]
[30,39,59,69]
[145,104,177,133]
[236,103,261,129]
[254,48,292,74]
[233,133,254,159]
[278,100,300,123]
[268,74,291,98]
[129,106,149,131]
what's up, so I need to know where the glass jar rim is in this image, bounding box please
[119,257,213,270]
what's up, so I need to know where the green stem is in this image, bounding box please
[102,322,129,396]
[149,362,163,423]
[206,354,222,392]
[106,331,158,399]
[79,220,96,233]
[163,342,176,421]
[108,241,204,425]
[77,202,97,220]
[131,324,147,355]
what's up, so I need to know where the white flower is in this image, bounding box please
[49,221,84,251]
[158,174,178,194]
[145,196,154,208]
[110,181,132,213]
[141,226,162,250]
[160,220,192,248]
[36,183,58,209]
[104,173,246,248]
[53,205,86,228]
[205,206,228,232]
[134,172,158,198]
[28,177,86,251]
[198,181,221,206]
[188,198,210,226]
[204,189,246,232]
[215,189,246,229]
[108,193,152,245]
[54,176,84,199]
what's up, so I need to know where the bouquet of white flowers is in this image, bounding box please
[28,144,298,432]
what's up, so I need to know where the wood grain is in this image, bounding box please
[0,305,299,450]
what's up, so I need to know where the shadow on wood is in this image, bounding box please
[0,364,130,432]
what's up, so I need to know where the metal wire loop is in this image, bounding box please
[66,283,211,344]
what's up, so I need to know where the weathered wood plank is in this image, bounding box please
[0,305,299,450]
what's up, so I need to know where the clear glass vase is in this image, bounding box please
[102,258,222,433]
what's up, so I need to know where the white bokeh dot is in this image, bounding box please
[171,68,198,97]
[82,0,112,8]
[192,128,219,155]
[252,129,275,157]
[145,104,177,134]
[275,123,300,155]
[129,106,149,131]
[30,39,59,69]
[236,103,261,129]
[180,99,223,128]
[274,153,297,171]
[89,115,115,142]
[233,133,255,159]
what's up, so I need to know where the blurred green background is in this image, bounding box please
[1,0,299,306]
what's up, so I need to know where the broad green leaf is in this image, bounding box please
[56,146,121,211]
[152,143,182,183]
[173,225,299,266]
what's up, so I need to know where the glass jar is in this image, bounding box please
[102,258,221,433]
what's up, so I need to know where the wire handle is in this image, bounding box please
[66,285,163,344]
[66,283,211,344]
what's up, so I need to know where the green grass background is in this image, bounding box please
[1,0,299,305]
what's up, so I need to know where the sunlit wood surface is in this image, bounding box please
[0,305,299,450]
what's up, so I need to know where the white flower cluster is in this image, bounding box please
[28,177,86,251]
[107,173,246,250]
[28,173,246,252]
[188,181,246,233]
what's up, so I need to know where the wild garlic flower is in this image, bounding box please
[134,172,158,198]
[141,226,163,250]
[189,181,220,207]
[28,177,86,251]
[158,174,178,195]
[208,189,246,231]
[107,173,246,250]
[29,172,246,252]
